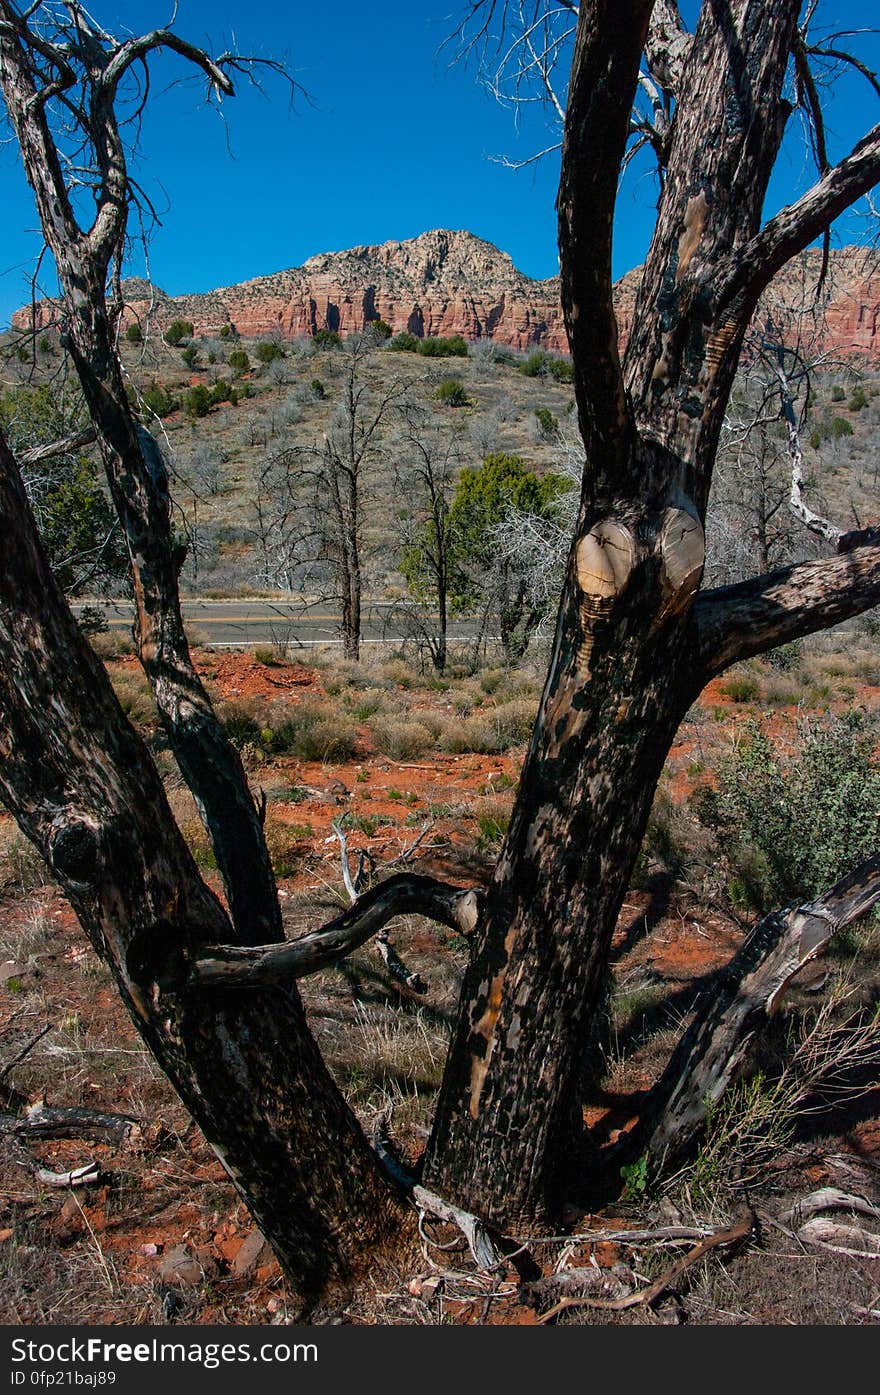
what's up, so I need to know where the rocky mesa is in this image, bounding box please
[12,228,880,359]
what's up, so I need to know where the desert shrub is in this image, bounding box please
[766,639,804,672]
[534,406,559,440]
[180,344,199,370]
[209,378,235,406]
[520,350,574,382]
[110,670,156,727]
[0,827,50,893]
[388,331,420,352]
[632,786,691,885]
[310,378,326,400]
[262,816,312,878]
[547,356,574,383]
[521,349,549,377]
[699,712,880,911]
[474,803,510,850]
[368,319,393,340]
[719,675,760,703]
[219,322,234,340]
[219,700,263,750]
[831,383,845,402]
[183,384,212,418]
[263,700,357,761]
[256,341,285,364]
[164,319,193,347]
[312,328,341,349]
[436,704,532,754]
[848,385,868,411]
[368,716,433,760]
[435,378,470,407]
[180,817,216,870]
[125,322,143,344]
[140,381,177,417]
[418,335,468,358]
[812,414,855,445]
[227,348,250,376]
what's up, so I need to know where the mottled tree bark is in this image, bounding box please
[0,430,410,1304]
[424,0,880,1226]
[0,3,280,944]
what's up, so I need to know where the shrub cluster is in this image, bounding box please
[256,341,285,364]
[312,328,342,349]
[164,319,194,347]
[140,381,178,417]
[435,378,470,407]
[697,712,880,911]
[183,379,237,417]
[388,333,468,357]
[520,349,574,382]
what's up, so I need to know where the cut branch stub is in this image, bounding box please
[654,504,705,626]
[574,519,636,665]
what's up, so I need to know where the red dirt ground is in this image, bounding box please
[2,649,879,1324]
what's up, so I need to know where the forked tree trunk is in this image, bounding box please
[425,0,880,1225]
[425,514,703,1221]
[4,0,880,1277]
[0,432,411,1304]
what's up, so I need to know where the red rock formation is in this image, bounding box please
[11,231,880,361]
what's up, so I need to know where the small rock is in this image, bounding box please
[0,1228,13,1243]
[159,1286,183,1321]
[0,961,30,984]
[140,1242,159,1257]
[232,1228,270,1277]
[158,1244,203,1287]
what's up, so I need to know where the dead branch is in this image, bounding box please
[34,1161,101,1188]
[0,1101,136,1145]
[638,853,880,1171]
[190,873,481,989]
[18,428,97,467]
[797,1217,880,1257]
[370,1106,508,1271]
[412,1183,507,1273]
[332,816,442,992]
[536,1207,754,1321]
[719,123,880,312]
[375,935,426,994]
[0,1022,50,1081]
[781,1188,880,1226]
[695,543,880,680]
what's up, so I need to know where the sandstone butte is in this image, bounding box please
[11,227,880,360]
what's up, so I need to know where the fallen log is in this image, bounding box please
[635,853,880,1172]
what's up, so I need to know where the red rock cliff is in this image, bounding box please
[12,231,880,360]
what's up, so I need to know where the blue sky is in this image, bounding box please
[1,2,878,329]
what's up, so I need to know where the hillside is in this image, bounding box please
[11,230,880,359]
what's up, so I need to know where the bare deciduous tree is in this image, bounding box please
[2,0,880,1312]
[254,331,400,659]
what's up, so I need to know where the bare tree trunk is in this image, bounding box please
[0,430,410,1305]
[0,12,280,944]
[425,0,880,1227]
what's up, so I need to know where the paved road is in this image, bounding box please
[73,598,476,649]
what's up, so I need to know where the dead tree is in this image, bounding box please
[255,332,399,660]
[420,0,880,1224]
[2,0,880,1304]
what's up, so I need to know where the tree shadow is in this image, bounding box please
[611,872,674,960]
